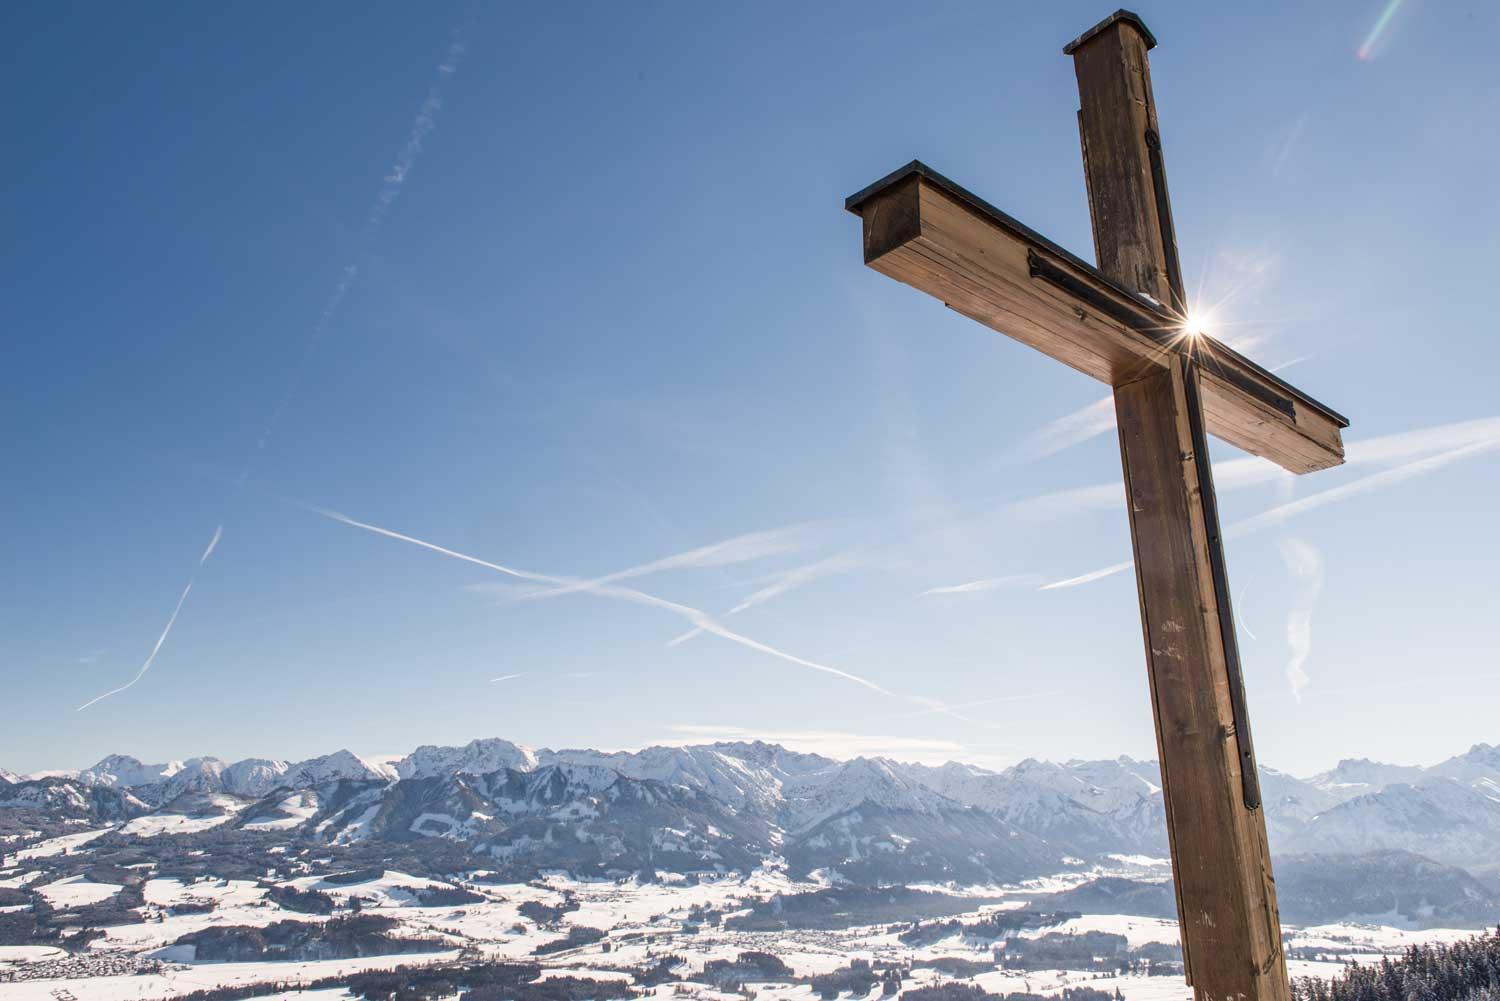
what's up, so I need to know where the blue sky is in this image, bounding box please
[4,1,1497,776]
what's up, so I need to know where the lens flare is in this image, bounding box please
[1182,310,1213,340]
[1358,0,1405,61]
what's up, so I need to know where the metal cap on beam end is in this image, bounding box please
[1061,9,1157,55]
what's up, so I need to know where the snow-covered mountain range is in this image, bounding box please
[4,738,1499,884]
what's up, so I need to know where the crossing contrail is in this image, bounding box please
[311,507,897,698]
[513,522,825,605]
[77,524,223,711]
[667,550,867,648]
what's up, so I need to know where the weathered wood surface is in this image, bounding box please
[846,166,1346,475]
[1073,13,1292,1001]
[1115,364,1290,1001]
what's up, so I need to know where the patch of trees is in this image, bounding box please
[1290,927,1500,1001]
[413,884,486,907]
[0,904,55,947]
[808,960,903,1000]
[83,863,147,886]
[903,984,1119,1001]
[533,925,606,955]
[323,866,386,885]
[463,974,637,1001]
[700,951,795,988]
[899,909,1080,947]
[519,895,580,926]
[997,930,1128,972]
[726,886,1005,932]
[263,883,336,914]
[635,954,688,987]
[0,894,109,952]
[47,883,146,929]
[991,930,1182,976]
[173,914,444,963]
[914,957,995,978]
[167,900,216,915]
[683,902,722,927]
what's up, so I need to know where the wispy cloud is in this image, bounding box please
[77,524,224,711]
[1278,537,1323,700]
[1008,395,1117,463]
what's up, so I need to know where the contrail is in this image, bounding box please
[514,522,825,605]
[82,27,473,708]
[490,673,526,684]
[77,524,224,711]
[921,574,1034,597]
[200,524,223,565]
[1040,560,1134,590]
[1229,437,1500,536]
[1037,434,1500,590]
[254,26,470,461]
[312,505,541,583]
[667,550,867,648]
[312,507,897,698]
[1007,415,1500,521]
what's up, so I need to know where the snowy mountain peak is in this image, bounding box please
[397,738,537,780]
[1310,757,1425,798]
[284,749,397,787]
[77,754,187,789]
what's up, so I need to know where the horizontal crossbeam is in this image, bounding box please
[846,161,1347,474]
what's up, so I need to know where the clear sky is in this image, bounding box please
[5,1,1497,777]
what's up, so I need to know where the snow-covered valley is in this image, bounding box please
[2,736,1497,1001]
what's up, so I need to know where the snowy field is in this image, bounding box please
[0,864,1479,1001]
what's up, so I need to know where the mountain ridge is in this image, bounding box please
[6,736,1499,882]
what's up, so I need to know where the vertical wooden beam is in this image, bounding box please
[1066,13,1291,1001]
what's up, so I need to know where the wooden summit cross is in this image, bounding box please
[846,11,1349,1001]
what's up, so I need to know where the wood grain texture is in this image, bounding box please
[851,175,1345,474]
[1074,15,1292,1001]
[1115,363,1290,1001]
[1070,17,1176,307]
